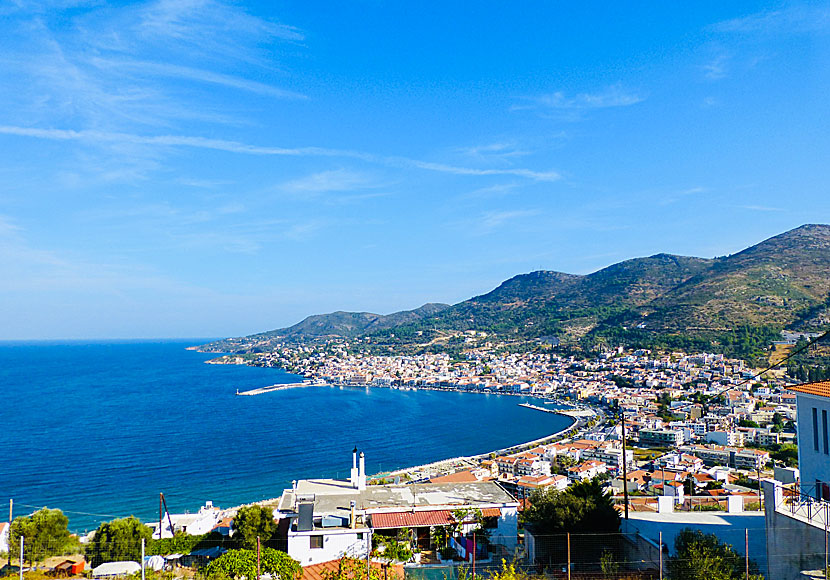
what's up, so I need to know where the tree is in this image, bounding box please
[87,517,153,567]
[9,508,76,565]
[523,478,620,535]
[521,478,620,569]
[667,528,763,580]
[205,548,300,580]
[232,505,279,550]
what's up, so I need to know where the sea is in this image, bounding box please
[0,340,572,532]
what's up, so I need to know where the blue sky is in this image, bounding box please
[1,1,829,340]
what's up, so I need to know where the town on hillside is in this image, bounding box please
[9,334,830,580]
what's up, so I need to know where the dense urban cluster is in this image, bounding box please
[213,338,801,513]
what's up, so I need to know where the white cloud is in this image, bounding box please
[280,169,379,196]
[0,125,561,182]
[88,58,305,99]
[713,5,830,35]
[479,209,540,230]
[528,85,645,111]
[702,53,730,80]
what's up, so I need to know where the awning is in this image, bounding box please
[370,510,454,529]
[480,508,502,518]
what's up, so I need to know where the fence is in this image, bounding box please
[610,494,763,513]
[8,524,830,580]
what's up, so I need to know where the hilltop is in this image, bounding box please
[200,224,830,359]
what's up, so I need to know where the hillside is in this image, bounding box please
[200,303,449,352]
[201,224,830,358]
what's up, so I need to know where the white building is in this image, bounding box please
[275,449,519,566]
[148,501,221,539]
[789,381,830,499]
[0,521,9,553]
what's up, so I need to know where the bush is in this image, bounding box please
[439,546,457,560]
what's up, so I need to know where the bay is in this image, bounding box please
[0,340,572,532]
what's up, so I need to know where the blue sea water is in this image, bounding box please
[0,340,572,532]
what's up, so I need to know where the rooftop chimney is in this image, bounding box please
[350,447,359,488]
[358,451,366,490]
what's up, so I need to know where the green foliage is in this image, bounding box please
[739,419,760,428]
[149,531,225,556]
[87,516,152,568]
[373,535,412,562]
[204,548,300,580]
[522,478,620,567]
[600,550,620,575]
[231,506,279,550]
[321,556,398,580]
[522,479,620,535]
[9,508,76,565]
[489,559,534,580]
[667,528,763,580]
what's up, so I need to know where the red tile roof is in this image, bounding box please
[788,381,830,399]
[370,510,454,529]
[430,470,478,484]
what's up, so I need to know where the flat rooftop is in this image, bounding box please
[279,479,517,520]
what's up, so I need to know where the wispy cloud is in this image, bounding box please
[0,125,561,182]
[88,58,305,99]
[702,52,731,80]
[456,142,529,161]
[479,209,540,231]
[522,84,645,111]
[713,5,830,35]
[1,0,304,135]
[402,159,559,181]
[739,204,785,212]
[462,183,522,199]
[280,169,381,196]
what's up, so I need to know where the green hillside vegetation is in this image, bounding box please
[201,224,830,362]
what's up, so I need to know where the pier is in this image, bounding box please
[236,380,326,396]
[518,402,594,417]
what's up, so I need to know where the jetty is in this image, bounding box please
[519,402,594,417]
[236,380,326,396]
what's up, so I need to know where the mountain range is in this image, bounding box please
[201,224,830,356]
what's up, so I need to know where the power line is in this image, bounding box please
[673,329,830,411]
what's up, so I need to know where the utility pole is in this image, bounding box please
[366,529,372,580]
[745,528,749,580]
[566,533,571,580]
[7,499,11,568]
[19,535,24,580]
[141,538,146,580]
[472,533,476,580]
[756,464,763,511]
[658,531,663,580]
[257,536,261,580]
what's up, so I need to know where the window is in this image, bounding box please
[823,410,828,455]
[814,408,820,451]
[310,535,323,549]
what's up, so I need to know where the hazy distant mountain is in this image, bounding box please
[201,224,830,355]
[200,303,449,352]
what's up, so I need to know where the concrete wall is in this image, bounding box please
[288,529,367,566]
[764,479,830,580]
[623,511,767,574]
[494,507,518,551]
